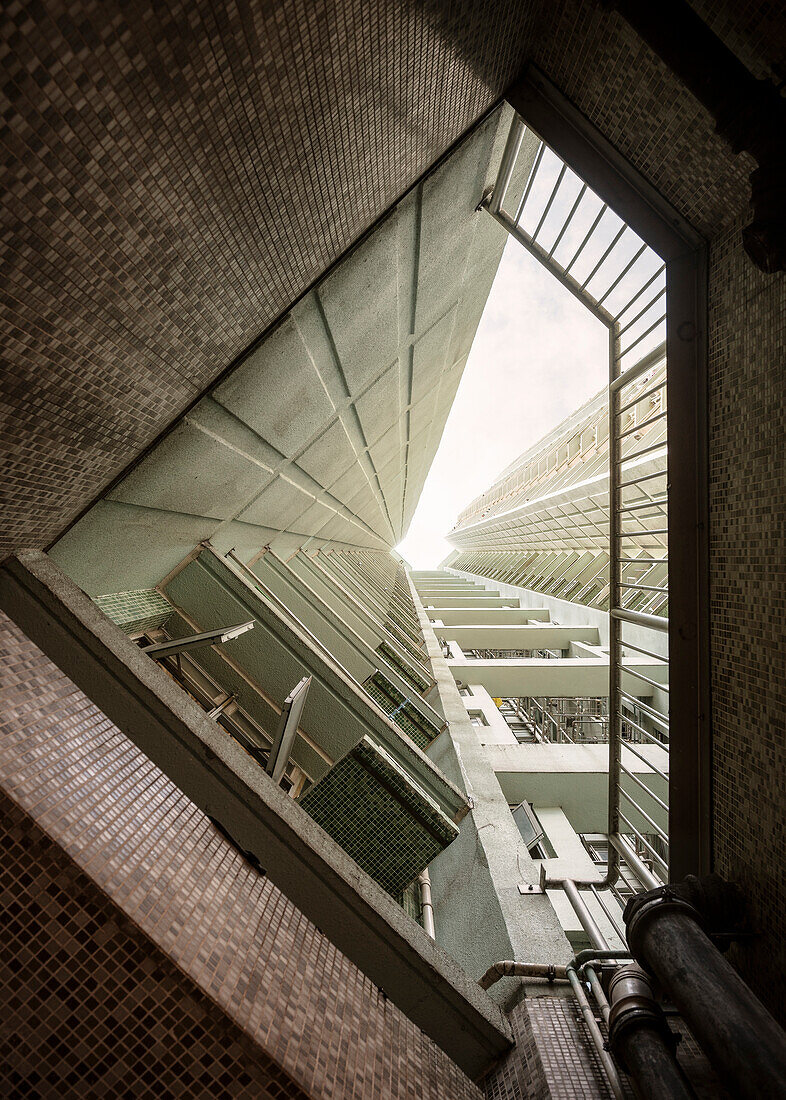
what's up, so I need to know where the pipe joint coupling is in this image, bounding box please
[608,963,675,1065]
[624,889,702,964]
[624,874,748,962]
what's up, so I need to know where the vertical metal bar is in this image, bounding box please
[513,141,546,223]
[607,322,622,885]
[547,182,588,258]
[532,163,567,241]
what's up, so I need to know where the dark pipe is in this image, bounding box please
[615,1027,695,1100]
[604,0,786,273]
[625,879,786,1100]
[608,964,696,1100]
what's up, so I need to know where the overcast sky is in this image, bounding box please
[396,236,608,568]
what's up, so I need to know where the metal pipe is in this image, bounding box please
[608,832,660,891]
[590,883,628,943]
[608,964,696,1100]
[609,342,666,394]
[584,965,611,1025]
[478,961,568,989]
[625,881,786,1099]
[563,878,609,950]
[566,965,625,1100]
[612,606,668,633]
[605,321,623,890]
[417,869,435,939]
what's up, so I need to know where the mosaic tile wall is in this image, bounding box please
[0,611,482,1100]
[363,669,441,751]
[706,214,786,1024]
[483,994,727,1100]
[483,1000,553,1100]
[93,588,173,635]
[0,793,310,1100]
[299,736,458,896]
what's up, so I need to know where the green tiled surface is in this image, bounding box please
[386,620,426,662]
[93,589,172,635]
[363,671,441,751]
[299,736,458,897]
[377,641,429,693]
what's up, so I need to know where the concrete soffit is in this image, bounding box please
[49,105,521,600]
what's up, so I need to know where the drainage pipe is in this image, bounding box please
[563,880,696,1098]
[562,878,610,950]
[608,964,696,1100]
[417,869,435,939]
[625,883,786,1100]
[561,878,615,1025]
[478,961,567,990]
[566,964,625,1100]
[561,880,629,1091]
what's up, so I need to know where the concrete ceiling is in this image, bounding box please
[52,107,532,597]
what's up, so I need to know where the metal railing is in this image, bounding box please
[483,112,670,887]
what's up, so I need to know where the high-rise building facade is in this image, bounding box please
[2,2,785,1097]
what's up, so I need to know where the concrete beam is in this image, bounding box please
[416,583,486,594]
[423,596,518,608]
[487,742,668,835]
[408,577,573,1008]
[447,656,666,697]
[0,550,512,1079]
[430,607,550,625]
[442,624,599,649]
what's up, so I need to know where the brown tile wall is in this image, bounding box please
[1,792,311,1100]
[483,995,728,1100]
[706,215,786,1023]
[0,610,482,1100]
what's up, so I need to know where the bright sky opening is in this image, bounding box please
[396,236,608,569]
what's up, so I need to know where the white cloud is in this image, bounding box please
[397,236,607,568]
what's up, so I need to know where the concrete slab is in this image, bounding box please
[429,607,551,625]
[423,596,519,609]
[50,107,519,591]
[487,742,668,835]
[441,624,600,648]
[446,656,666,697]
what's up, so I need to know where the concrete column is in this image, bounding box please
[408,576,572,1010]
